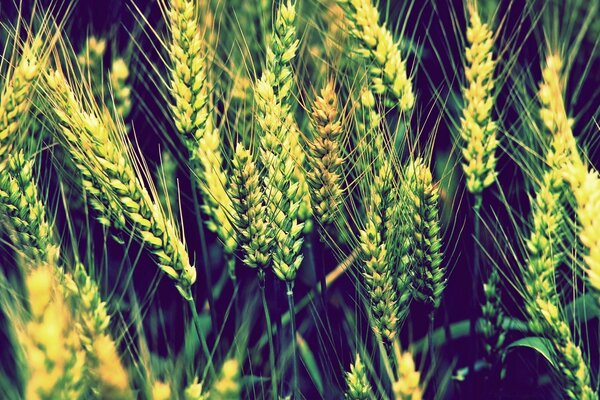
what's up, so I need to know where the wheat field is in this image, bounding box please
[0,0,598,398]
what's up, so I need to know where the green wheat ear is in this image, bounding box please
[405,158,445,313]
[229,142,272,270]
[344,353,372,400]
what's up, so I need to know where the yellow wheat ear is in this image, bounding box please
[459,4,498,196]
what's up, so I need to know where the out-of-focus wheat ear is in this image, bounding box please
[564,163,600,302]
[360,159,399,342]
[109,58,132,121]
[336,0,414,111]
[0,37,42,164]
[18,264,85,399]
[208,359,241,400]
[77,36,106,103]
[459,4,498,195]
[184,378,208,400]
[0,151,58,266]
[306,81,344,227]
[344,353,372,399]
[151,380,172,400]
[406,158,445,314]
[65,263,132,399]
[45,70,196,300]
[229,142,272,270]
[392,351,423,400]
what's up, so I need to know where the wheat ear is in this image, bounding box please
[0,151,58,265]
[344,353,372,399]
[460,4,498,195]
[45,70,196,300]
[229,142,272,270]
[564,164,600,301]
[168,0,236,269]
[522,53,595,400]
[392,351,423,400]
[359,159,399,342]
[65,264,132,399]
[208,359,241,400]
[406,158,445,314]
[307,81,344,226]
[0,38,42,164]
[336,0,414,111]
[18,264,85,399]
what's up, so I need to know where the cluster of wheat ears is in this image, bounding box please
[0,0,598,398]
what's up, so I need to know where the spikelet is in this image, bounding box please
[521,53,595,400]
[18,264,85,400]
[0,151,57,265]
[0,37,42,164]
[45,70,196,300]
[459,5,499,195]
[229,143,272,269]
[345,353,372,399]
[65,264,131,399]
[405,159,445,313]
[564,164,600,302]
[306,82,344,226]
[209,359,241,400]
[336,0,414,111]
[359,159,398,342]
[392,351,422,400]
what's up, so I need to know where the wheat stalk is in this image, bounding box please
[392,351,422,400]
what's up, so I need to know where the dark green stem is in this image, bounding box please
[286,280,298,399]
[471,195,482,390]
[189,298,216,380]
[191,181,218,334]
[260,271,278,400]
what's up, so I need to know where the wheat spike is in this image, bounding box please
[337,0,414,111]
[0,38,42,164]
[344,353,372,399]
[18,264,85,399]
[307,81,344,226]
[459,5,499,194]
[45,70,196,300]
[522,53,595,400]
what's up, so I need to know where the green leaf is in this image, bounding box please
[296,333,324,396]
[505,337,557,368]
